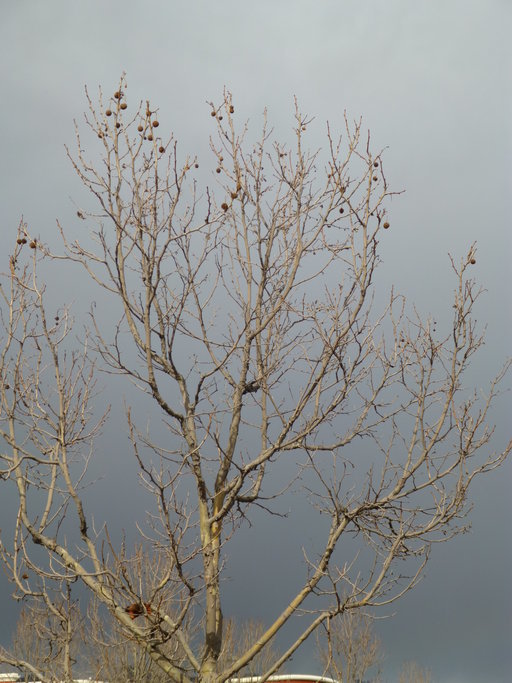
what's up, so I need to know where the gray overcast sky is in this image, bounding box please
[1,2,511,682]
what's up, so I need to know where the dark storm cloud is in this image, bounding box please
[1,2,510,681]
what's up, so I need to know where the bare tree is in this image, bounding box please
[0,583,83,683]
[318,611,383,683]
[1,75,510,683]
[217,620,282,678]
[398,661,432,683]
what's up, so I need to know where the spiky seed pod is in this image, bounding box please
[231,192,238,199]
[137,125,143,132]
[17,238,23,244]
[152,120,159,127]
[159,146,165,153]
[21,238,27,244]
[105,109,112,117]
[29,241,37,249]
[221,202,229,211]
[147,134,153,141]
[114,91,120,99]
[120,102,127,110]
[383,221,390,229]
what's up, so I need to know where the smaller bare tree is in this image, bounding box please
[0,582,83,683]
[318,610,383,683]
[218,619,282,678]
[398,660,432,683]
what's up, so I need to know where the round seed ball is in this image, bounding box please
[120,102,127,110]
[229,105,235,113]
[152,120,159,127]
[105,109,112,117]
[470,258,476,264]
[373,161,378,167]
[216,168,221,174]
[114,91,121,99]
[147,134,153,141]
[221,202,229,211]
[383,221,390,229]
[159,146,165,153]
[339,207,344,214]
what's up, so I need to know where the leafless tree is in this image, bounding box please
[317,610,383,683]
[0,582,83,683]
[398,660,432,683]
[0,75,510,683]
[217,620,282,678]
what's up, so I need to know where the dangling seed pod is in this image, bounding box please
[147,134,153,141]
[137,125,143,132]
[159,146,165,153]
[29,241,37,249]
[216,168,221,174]
[229,105,234,113]
[221,202,229,211]
[105,109,112,117]
[114,91,121,99]
[120,102,127,110]
[383,221,390,229]
[152,120,159,127]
